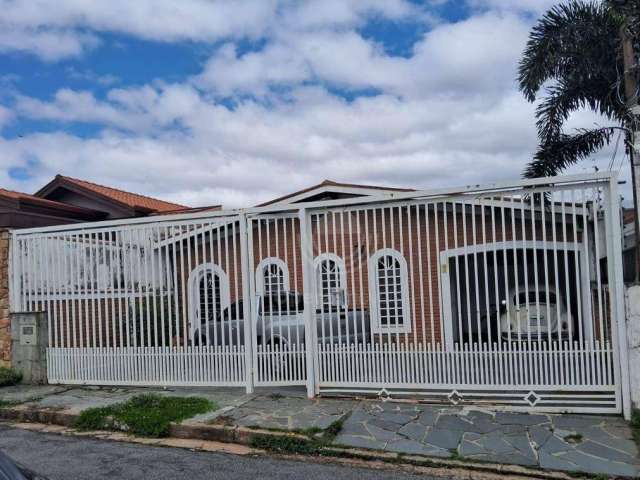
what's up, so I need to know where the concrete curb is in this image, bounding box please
[0,405,592,480]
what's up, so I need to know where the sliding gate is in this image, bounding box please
[10,173,630,414]
[10,214,250,386]
[307,174,628,414]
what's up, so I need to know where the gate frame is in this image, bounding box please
[8,172,632,418]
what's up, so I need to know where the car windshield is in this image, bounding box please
[260,292,304,315]
[515,291,557,305]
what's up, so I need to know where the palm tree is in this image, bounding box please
[518,0,639,178]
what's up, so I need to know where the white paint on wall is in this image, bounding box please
[625,285,640,408]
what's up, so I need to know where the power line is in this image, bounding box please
[608,129,623,171]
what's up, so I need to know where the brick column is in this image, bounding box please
[0,229,11,367]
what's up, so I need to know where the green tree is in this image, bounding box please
[518,0,639,178]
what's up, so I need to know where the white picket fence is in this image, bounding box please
[10,172,631,415]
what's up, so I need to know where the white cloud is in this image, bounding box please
[2,0,627,209]
[65,67,119,86]
[0,105,13,130]
[197,12,529,100]
[0,0,421,60]
[0,26,98,61]
[467,0,558,14]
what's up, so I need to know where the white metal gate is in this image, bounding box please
[11,215,249,386]
[9,173,630,415]
[306,176,628,415]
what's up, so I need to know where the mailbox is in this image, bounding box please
[20,323,37,346]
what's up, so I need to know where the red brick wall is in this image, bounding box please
[40,203,579,349]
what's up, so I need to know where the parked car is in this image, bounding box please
[195,292,370,347]
[498,286,570,340]
[0,451,48,480]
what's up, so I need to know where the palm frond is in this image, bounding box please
[523,127,618,178]
[518,1,622,102]
[535,76,627,142]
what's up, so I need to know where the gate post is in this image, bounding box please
[298,208,317,398]
[239,213,254,394]
[606,176,632,419]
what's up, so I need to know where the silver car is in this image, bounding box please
[195,292,370,347]
[499,286,571,339]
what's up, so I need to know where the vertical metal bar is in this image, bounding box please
[604,178,631,418]
[239,214,254,392]
[299,208,316,397]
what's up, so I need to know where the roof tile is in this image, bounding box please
[59,175,188,212]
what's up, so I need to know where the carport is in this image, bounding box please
[439,241,594,349]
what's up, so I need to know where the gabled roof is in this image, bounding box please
[257,179,414,207]
[0,188,103,217]
[0,188,106,227]
[36,175,188,214]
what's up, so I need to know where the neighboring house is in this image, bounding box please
[0,174,210,230]
[0,174,210,367]
[622,208,637,282]
[34,175,193,221]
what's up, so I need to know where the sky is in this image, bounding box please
[0,0,629,208]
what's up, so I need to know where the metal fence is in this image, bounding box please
[10,173,630,415]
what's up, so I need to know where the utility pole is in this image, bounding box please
[620,21,640,281]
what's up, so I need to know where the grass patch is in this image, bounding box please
[631,409,640,446]
[249,415,347,455]
[563,433,583,444]
[74,394,216,438]
[0,399,19,408]
[0,367,22,387]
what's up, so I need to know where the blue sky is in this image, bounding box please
[0,0,626,207]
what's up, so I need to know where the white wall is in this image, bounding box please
[625,285,640,409]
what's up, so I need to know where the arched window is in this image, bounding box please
[368,249,411,333]
[314,253,346,309]
[188,263,230,337]
[255,257,289,296]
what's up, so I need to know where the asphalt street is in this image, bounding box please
[0,425,444,480]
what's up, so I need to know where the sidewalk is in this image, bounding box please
[1,384,638,478]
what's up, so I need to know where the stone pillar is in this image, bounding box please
[0,229,10,368]
[10,312,48,384]
[625,285,640,408]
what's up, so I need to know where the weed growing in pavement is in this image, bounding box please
[74,394,216,438]
[0,367,22,387]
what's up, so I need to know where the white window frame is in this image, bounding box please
[187,263,230,338]
[368,248,411,334]
[255,257,290,296]
[313,253,347,308]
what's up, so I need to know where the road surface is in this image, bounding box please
[0,425,444,480]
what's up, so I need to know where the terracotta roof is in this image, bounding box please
[0,188,104,217]
[40,175,188,213]
[149,205,223,216]
[624,208,635,225]
[258,179,414,207]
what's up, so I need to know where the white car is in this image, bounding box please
[498,287,570,339]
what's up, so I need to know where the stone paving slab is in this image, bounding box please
[1,385,252,415]
[0,385,68,404]
[215,392,357,432]
[334,401,640,477]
